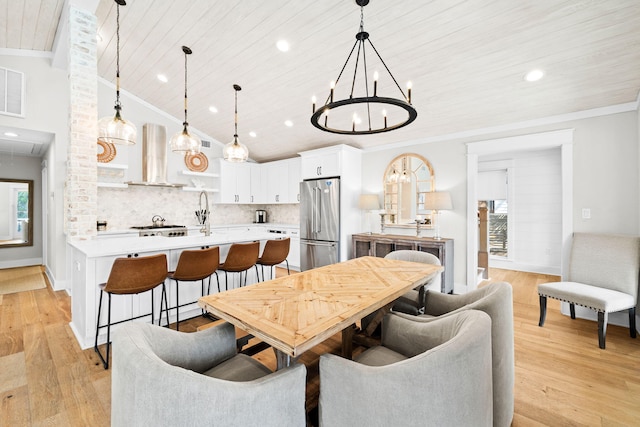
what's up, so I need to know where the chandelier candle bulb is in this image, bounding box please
[312,96,317,113]
[407,81,412,103]
[383,109,387,128]
[330,81,335,103]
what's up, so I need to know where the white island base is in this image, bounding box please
[68,230,281,350]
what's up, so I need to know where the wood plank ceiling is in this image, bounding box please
[1,0,640,162]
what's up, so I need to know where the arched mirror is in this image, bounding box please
[0,178,33,248]
[383,154,435,226]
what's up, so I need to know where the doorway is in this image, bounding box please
[466,129,574,289]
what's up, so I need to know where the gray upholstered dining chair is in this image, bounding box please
[359,250,441,335]
[111,321,307,427]
[394,281,514,427]
[319,310,493,426]
[538,232,640,349]
[385,249,442,314]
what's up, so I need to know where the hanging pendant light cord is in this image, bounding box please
[183,48,189,128]
[115,1,121,110]
[234,87,239,142]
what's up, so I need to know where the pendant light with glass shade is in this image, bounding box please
[97,0,137,145]
[169,46,201,153]
[223,84,249,162]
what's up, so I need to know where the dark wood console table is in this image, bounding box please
[351,233,454,294]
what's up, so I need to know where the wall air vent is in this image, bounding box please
[0,67,25,118]
[201,140,211,148]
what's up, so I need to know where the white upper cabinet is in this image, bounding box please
[215,159,251,204]
[249,163,265,204]
[264,160,289,204]
[215,157,301,205]
[288,157,301,203]
[300,147,342,179]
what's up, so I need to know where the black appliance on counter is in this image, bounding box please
[255,210,267,223]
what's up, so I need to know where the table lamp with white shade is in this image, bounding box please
[358,194,381,234]
[424,191,453,240]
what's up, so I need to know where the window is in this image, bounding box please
[488,200,508,257]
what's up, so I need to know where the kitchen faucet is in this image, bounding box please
[199,190,211,236]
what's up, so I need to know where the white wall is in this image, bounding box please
[363,110,639,291]
[0,55,66,276]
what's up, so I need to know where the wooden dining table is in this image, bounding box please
[198,255,443,369]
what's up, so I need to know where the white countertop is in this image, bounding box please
[97,222,299,237]
[70,230,281,258]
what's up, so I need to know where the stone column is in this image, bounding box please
[66,6,98,240]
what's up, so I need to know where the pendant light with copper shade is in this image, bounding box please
[223,84,249,162]
[169,46,202,153]
[97,0,137,145]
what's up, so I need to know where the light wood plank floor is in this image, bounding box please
[1,267,639,426]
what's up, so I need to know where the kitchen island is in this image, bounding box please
[68,229,279,349]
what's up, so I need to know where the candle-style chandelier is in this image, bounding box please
[310,0,417,135]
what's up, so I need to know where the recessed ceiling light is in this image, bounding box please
[157,74,168,83]
[249,131,257,138]
[209,106,218,113]
[524,69,544,82]
[276,40,290,52]
[284,120,293,127]
[96,33,103,43]
[4,131,19,137]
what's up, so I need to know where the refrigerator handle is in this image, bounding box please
[315,186,322,233]
[311,187,316,233]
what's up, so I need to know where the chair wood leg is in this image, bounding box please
[570,303,576,319]
[598,311,607,349]
[629,307,637,338]
[538,295,547,327]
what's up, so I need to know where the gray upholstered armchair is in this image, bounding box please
[319,310,494,427]
[394,281,514,427]
[538,232,640,349]
[112,322,307,427]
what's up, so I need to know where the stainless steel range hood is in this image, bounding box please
[127,123,184,188]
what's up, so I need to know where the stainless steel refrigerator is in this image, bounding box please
[300,178,340,271]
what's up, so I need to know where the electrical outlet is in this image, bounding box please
[581,208,591,219]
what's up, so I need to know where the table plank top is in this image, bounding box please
[198,256,443,357]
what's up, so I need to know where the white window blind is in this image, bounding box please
[478,170,507,200]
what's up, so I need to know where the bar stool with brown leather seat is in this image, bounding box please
[94,253,168,369]
[218,241,260,290]
[161,246,220,331]
[256,237,291,281]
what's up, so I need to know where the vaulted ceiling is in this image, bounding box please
[2,0,640,161]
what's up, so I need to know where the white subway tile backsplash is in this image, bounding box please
[97,187,300,230]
